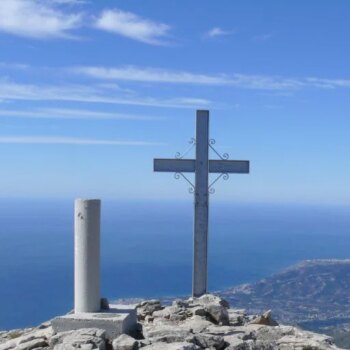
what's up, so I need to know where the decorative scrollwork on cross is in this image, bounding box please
[208,173,229,194]
[174,172,195,194]
[175,138,196,159]
[209,139,229,160]
[208,138,231,194]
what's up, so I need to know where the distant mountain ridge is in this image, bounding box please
[219,259,350,330]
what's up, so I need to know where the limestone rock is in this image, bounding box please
[112,334,137,350]
[0,328,33,345]
[252,325,294,343]
[180,316,213,334]
[191,333,226,349]
[224,334,249,350]
[206,324,246,336]
[38,321,51,330]
[205,303,230,325]
[16,338,47,350]
[0,326,52,350]
[143,324,193,343]
[137,300,163,321]
[228,309,248,326]
[152,305,189,322]
[276,328,336,350]
[173,300,190,309]
[141,342,200,350]
[187,294,230,326]
[249,310,278,326]
[50,328,106,350]
[137,338,152,347]
[191,294,230,309]
[191,306,207,317]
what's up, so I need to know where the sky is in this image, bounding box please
[0,0,350,204]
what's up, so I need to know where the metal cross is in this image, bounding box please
[153,110,250,297]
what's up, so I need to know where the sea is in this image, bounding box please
[1,198,350,330]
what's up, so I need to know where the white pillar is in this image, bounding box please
[74,199,101,313]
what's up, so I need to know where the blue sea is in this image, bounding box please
[1,199,350,330]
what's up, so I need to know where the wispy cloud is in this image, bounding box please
[0,62,29,70]
[51,0,87,4]
[94,9,171,45]
[0,0,83,39]
[305,77,350,88]
[73,65,350,91]
[205,27,231,38]
[72,65,304,90]
[73,66,233,85]
[0,108,164,121]
[0,136,164,146]
[254,33,273,42]
[0,79,210,108]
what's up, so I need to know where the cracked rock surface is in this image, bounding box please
[0,294,343,350]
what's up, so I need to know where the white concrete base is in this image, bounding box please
[52,304,137,340]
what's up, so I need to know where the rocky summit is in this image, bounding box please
[0,294,342,350]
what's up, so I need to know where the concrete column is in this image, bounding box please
[74,199,101,313]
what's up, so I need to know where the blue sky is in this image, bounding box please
[0,0,350,204]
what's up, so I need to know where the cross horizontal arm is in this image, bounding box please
[154,159,195,173]
[154,158,250,174]
[209,160,249,174]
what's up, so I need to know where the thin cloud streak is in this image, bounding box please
[73,66,232,85]
[73,65,350,91]
[0,108,164,121]
[0,80,211,108]
[52,0,88,4]
[305,78,350,88]
[253,33,273,41]
[4,62,350,93]
[0,136,165,146]
[0,62,29,70]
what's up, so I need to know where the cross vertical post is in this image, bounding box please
[193,110,209,297]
